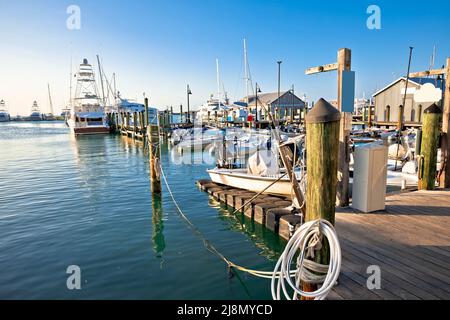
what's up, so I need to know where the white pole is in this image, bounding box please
[216,58,221,103]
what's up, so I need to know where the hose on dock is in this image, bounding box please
[159,163,341,300]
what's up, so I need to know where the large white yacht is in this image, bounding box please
[0,100,10,122]
[66,58,110,135]
[29,101,43,121]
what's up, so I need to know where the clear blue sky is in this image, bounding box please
[1,0,449,115]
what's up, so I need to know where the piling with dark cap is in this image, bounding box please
[418,103,442,190]
[303,98,340,297]
[305,98,340,224]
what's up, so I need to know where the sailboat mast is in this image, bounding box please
[69,53,73,109]
[244,38,250,104]
[47,83,54,115]
[96,54,106,106]
[216,58,221,103]
[113,73,117,100]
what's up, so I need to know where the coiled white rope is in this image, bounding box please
[271,219,342,300]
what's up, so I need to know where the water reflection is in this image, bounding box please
[212,200,285,262]
[151,194,166,259]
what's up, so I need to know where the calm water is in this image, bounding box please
[0,121,285,299]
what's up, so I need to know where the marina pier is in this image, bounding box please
[2,0,450,303]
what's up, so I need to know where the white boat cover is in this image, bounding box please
[247,149,279,176]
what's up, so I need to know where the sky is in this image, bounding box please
[0,0,449,115]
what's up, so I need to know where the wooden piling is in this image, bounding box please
[397,105,404,131]
[133,112,137,137]
[439,57,450,188]
[336,48,351,207]
[303,98,340,296]
[144,98,161,194]
[305,98,340,223]
[418,104,442,190]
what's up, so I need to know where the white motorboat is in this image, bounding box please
[208,167,302,197]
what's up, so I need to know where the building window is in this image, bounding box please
[385,105,391,122]
[411,107,415,122]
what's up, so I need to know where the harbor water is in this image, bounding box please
[0,122,285,299]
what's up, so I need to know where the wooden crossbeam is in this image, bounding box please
[305,62,338,75]
[409,68,445,78]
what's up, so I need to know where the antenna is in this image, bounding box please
[429,45,436,72]
[96,54,106,106]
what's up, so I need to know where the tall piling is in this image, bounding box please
[303,98,340,295]
[145,98,162,193]
[418,104,442,190]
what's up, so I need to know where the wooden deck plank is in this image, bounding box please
[333,189,450,300]
[197,180,450,299]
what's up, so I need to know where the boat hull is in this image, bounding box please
[207,168,295,196]
[72,126,110,135]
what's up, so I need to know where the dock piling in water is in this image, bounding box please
[145,98,162,194]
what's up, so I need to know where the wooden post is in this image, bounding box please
[303,98,341,294]
[368,104,373,128]
[180,104,183,123]
[146,98,161,194]
[397,105,404,131]
[336,48,351,207]
[419,104,442,190]
[133,112,137,137]
[139,111,144,135]
[439,58,450,188]
[120,112,125,132]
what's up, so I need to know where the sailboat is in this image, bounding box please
[44,83,56,120]
[66,58,110,135]
[29,101,43,121]
[0,100,10,122]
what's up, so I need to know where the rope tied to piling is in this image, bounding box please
[271,219,341,300]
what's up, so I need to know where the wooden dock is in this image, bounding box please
[331,189,450,300]
[196,180,450,300]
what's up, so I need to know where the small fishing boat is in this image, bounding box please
[208,167,302,197]
[67,58,110,135]
[208,137,305,197]
[0,100,10,122]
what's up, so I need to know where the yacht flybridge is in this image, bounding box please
[67,58,110,135]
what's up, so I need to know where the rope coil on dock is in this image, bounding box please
[271,219,342,300]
